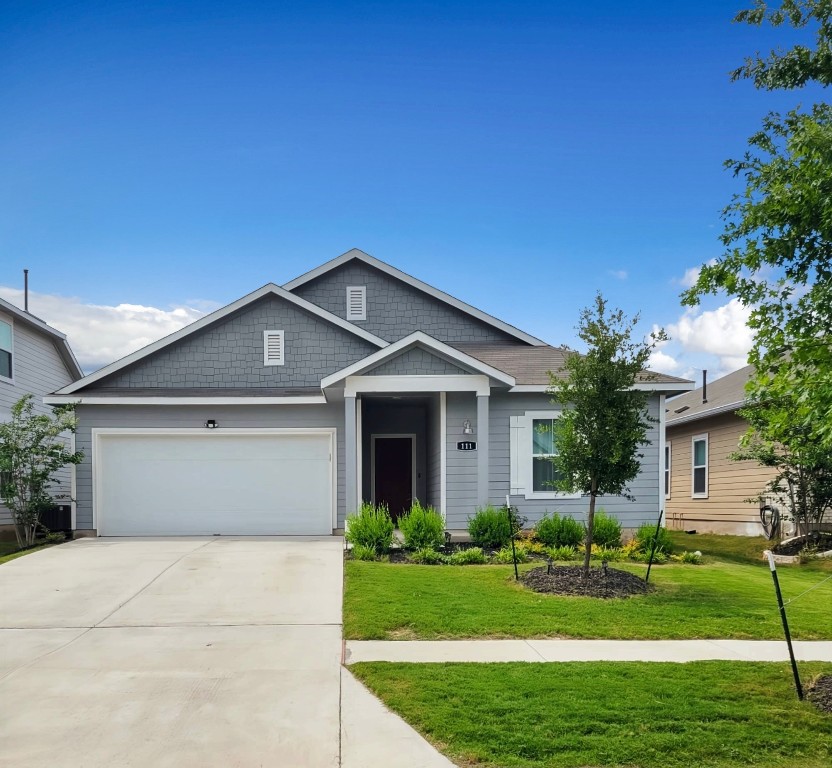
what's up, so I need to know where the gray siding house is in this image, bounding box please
[46,249,691,537]
[1,297,83,534]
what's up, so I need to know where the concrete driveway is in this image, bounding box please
[0,537,344,768]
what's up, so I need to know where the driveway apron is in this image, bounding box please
[0,537,344,768]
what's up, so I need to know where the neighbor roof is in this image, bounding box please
[283,248,548,347]
[666,365,754,425]
[0,296,83,381]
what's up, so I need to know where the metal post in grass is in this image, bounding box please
[644,508,664,584]
[506,495,519,581]
[765,550,804,700]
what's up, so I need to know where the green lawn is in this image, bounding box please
[344,534,832,640]
[0,540,59,565]
[351,661,832,768]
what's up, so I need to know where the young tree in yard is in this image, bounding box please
[0,395,83,548]
[547,294,666,576]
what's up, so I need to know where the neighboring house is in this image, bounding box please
[0,297,83,537]
[665,365,777,536]
[45,249,691,537]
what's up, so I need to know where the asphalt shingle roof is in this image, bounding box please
[665,365,754,424]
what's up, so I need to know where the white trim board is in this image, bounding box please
[283,248,547,347]
[321,331,515,389]
[56,283,389,395]
[345,375,492,398]
[44,395,328,406]
[509,382,694,394]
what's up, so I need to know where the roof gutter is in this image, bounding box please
[666,400,745,426]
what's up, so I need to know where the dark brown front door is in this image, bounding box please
[374,437,413,523]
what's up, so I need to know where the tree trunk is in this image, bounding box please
[582,481,598,577]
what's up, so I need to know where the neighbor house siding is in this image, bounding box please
[73,402,347,531]
[88,295,378,390]
[291,261,525,345]
[666,411,776,536]
[0,316,76,526]
[364,347,469,377]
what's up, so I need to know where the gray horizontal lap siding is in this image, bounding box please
[73,403,347,531]
[87,295,378,390]
[487,392,661,529]
[365,348,469,376]
[0,319,76,525]
[292,261,523,344]
[445,392,480,528]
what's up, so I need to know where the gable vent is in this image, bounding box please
[263,330,285,366]
[346,286,366,321]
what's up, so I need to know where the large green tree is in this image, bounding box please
[547,294,666,576]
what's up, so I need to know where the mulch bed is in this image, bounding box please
[522,565,655,599]
[808,675,832,715]
[772,533,832,557]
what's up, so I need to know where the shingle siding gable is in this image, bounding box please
[88,295,378,389]
[365,347,469,376]
[292,260,525,345]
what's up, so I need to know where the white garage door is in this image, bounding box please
[95,430,334,536]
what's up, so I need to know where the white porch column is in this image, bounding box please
[345,394,358,517]
[477,393,490,506]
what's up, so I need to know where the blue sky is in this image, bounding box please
[0,1,822,375]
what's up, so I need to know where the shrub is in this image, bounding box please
[408,547,447,565]
[633,523,675,554]
[546,545,579,561]
[467,505,512,549]
[592,510,622,548]
[493,544,530,564]
[535,513,585,548]
[534,513,562,547]
[587,545,627,562]
[345,503,394,554]
[558,516,586,547]
[678,550,703,565]
[398,500,445,550]
[630,549,668,564]
[351,543,378,561]
[44,531,65,544]
[448,547,487,565]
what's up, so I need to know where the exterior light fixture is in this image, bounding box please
[205,419,218,429]
[462,419,474,435]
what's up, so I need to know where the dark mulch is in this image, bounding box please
[522,565,655,599]
[808,675,832,714]
[772,533,832,556]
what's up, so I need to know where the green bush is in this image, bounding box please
[535,513,585,548]
[588,545,627,562]
[345,503,394,554]
[633,522,675,554]
[398,500,445,550]
[408,547,447,565]
[448,547,487,565]
[351,543,378,561]
[630,549,669,564]
[558,516,586,547]
[677,550,703,565]
[492,544,530,564]
[546,545,579,561]
[591,510,622,548]
[467,505,512,549]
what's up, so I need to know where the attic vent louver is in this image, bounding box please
[346,286,366,321]
[263,330,285,366]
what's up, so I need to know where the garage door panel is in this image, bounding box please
[96,432,334,536]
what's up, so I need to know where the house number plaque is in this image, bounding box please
[457,441,477,451]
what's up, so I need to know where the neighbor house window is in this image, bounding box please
[532,418,564,493]
[0,318,12,381]
[664,443,671,499]
[692,434,708,498]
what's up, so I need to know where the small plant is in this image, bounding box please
[43,531,66,544]
[633,523,674,554]
[630,549,668,564]
[408,547,447,565]
[678,550,703,565]
[345,503,394,554]
[398,500,446,550]
[493,544,529,564]
[448,547,487,565]
[546,545,579,561]
[351,543,378,561]
[592,510,622,548]
[467,505,512,549]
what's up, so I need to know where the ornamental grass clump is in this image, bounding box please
[398,500,445,550]
[345,502,394,554]
[467,505,512,549]
[493,544,530,564]
[447,547,487,565]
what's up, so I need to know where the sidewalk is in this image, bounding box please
[345,639,832,664]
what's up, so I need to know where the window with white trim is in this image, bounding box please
[664,442,671,499]
[346,286,366,321]
[263,330,285,366]
[691,434,708,498]
[532,418,564,493]
[0,317,12,382]
[509,411,580,500]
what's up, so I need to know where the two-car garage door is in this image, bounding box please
[95,430,334,536]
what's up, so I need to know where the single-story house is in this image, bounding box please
[1,295,83,537]
[46,249,692,537]
[665,365,777,536]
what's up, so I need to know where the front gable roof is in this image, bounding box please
[56,283,388,395]
[283,248,547,347]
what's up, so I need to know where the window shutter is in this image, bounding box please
[509,415,528,495]
[346,286,366,321]
[263,330,285,366]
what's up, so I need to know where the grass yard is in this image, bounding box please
[344,533,832,640]
[351,661,832,768]
[0,540,59,565]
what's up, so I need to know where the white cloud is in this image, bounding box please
[647,350,680,373]
[608,269,628,280]
[675,259,717,289]
[0,286,215,373]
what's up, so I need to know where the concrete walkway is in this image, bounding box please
[346,639,832,664]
